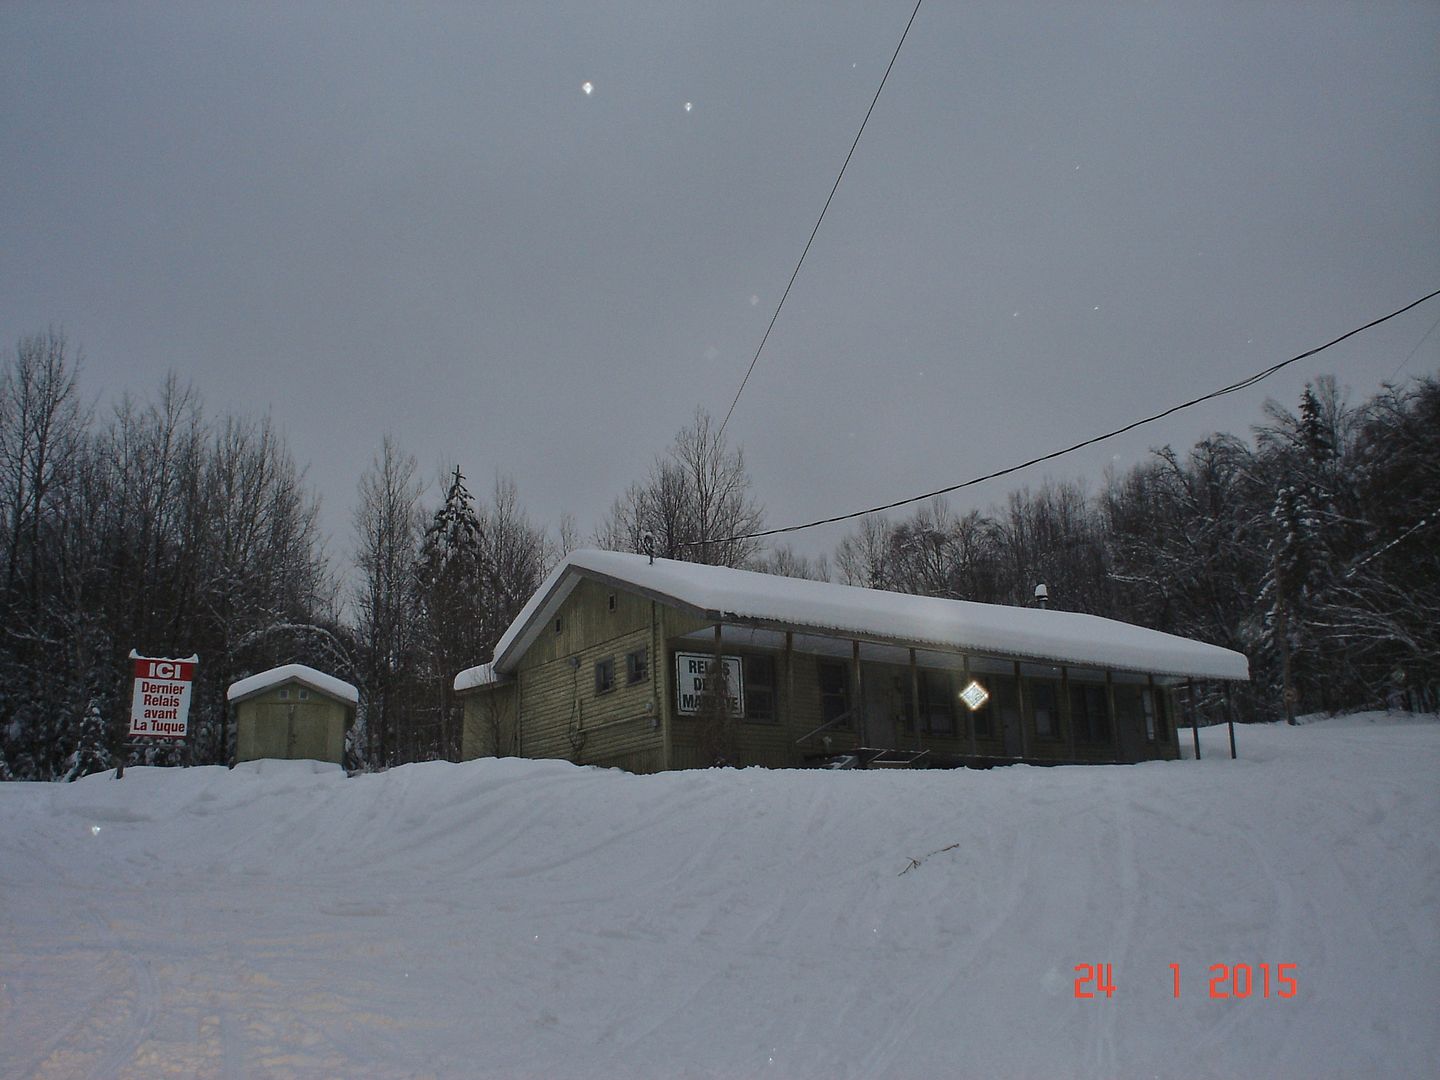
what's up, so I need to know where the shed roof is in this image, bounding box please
[226,664,359,705]
[455,550,1249,689]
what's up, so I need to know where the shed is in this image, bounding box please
[454,550,1249,772]
[227,664,358,765]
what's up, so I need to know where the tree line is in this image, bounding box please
[1,328,1434,780]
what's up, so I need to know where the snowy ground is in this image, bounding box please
[2,714,1437,1080]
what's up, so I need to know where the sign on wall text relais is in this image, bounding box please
[128,651,198,739]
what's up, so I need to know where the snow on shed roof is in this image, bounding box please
[461,550,1249,684]
[226,664,359,705]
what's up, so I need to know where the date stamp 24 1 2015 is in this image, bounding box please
[1074,963,1299,1000]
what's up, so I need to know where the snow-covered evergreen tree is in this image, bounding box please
[414,467,487,759]
[64,695,111,781]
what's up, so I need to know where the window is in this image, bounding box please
[743,655,777,723]
[595,657,615,695]
[919,669,956,735]
[626,647,648,685]
[608,593,616,612]
[1142,688,1157,741]
[278,688,289,700]
[554,617,563,635]
[1031,680,1059,739]
[818,662,850,729]
[298,688,310,701]
[1069,682,1111,742]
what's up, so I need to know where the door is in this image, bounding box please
[289,708,329,761]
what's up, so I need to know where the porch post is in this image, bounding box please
[908,648,921,753]
[1226,685,1238,760]
[852,640,865,746]
[1062,666,1076,761]
[964,655,977,759]
[1105,670,1121,763]
[1014,661,1029,760]
[1187,678,1201,760]
[655,601,671,771]
[785,630,796,766]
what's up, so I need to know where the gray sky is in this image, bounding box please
[4,2,1438,565]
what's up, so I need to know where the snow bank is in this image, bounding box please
[2,713,1434,1078]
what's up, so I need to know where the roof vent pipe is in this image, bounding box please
[1034,583,1049,608]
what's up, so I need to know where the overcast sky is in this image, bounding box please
[4,2,1438,565]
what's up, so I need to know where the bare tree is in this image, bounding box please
[352,436,424,766]
[598,407,764,566]
[755,543,831,581]
[0,329,87,609]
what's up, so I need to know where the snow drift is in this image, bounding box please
[1,715,1436,1079]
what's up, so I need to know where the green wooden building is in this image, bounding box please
[455,550,1249,772]
[227,664,358,765]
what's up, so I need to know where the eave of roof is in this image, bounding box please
[470,549,1250,683]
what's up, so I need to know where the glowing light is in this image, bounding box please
[960,680,990,711]
[683,101,693,112]
[581,81,594,96]
[749,294,759,306]
[90,825,101,836]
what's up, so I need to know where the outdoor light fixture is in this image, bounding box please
[959,679,990,711]
[1034,583,1049,607]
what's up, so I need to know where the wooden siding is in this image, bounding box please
[459,578,1191,772]
[459,578,664,772]
[461,683,518,759]
[234,683,349,764]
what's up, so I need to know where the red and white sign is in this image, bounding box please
[128,652,197,739]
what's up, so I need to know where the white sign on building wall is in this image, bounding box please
[128,652,198,739]
[674,652,744,716]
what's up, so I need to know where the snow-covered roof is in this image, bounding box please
[460,549,1249,684]
[226,664,359,705]
[452,662,511,693]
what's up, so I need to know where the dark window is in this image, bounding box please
[608,593,616,612]
[818,662,851,729]
[554,617,562,635]
[595,657,615,695]
[1069,683,1111,742]
[744,655,777,722]
[993,676,1021,739]
[1154,689,1169,740]
[626,647,648,684]
[919,670,955,735]
[1031,681,1059,739]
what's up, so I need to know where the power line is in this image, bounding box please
[691,287,1440,548]
[717,0,925,443]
